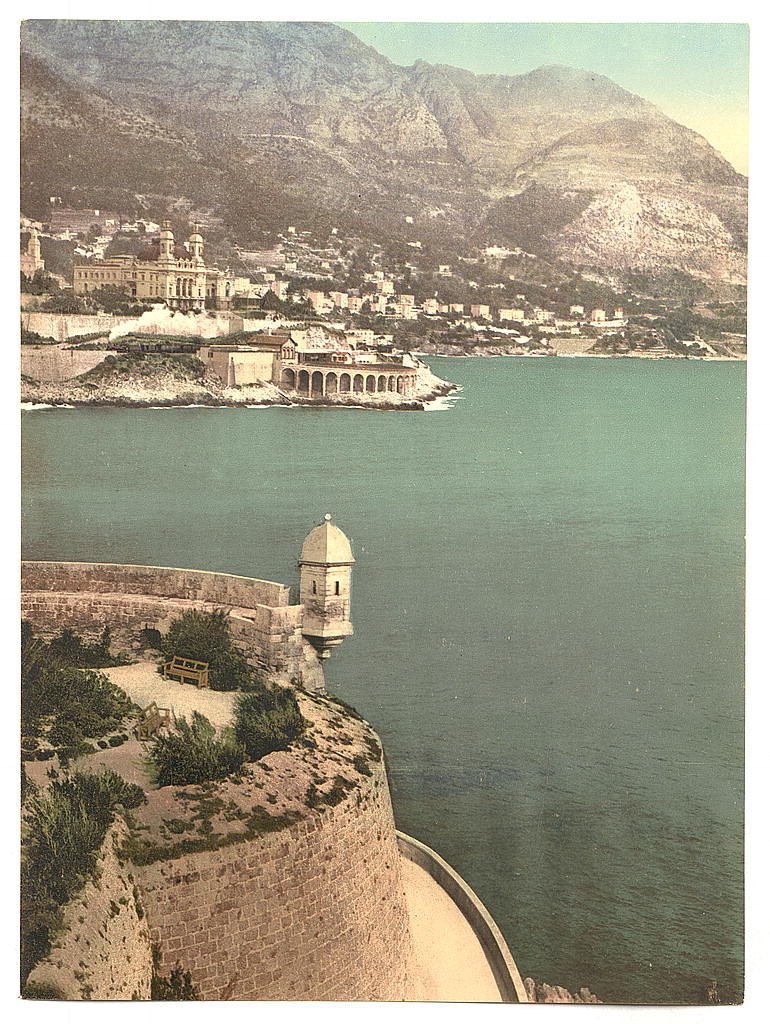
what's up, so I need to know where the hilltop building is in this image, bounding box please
[73,221,235,310]
[499,308,524,322]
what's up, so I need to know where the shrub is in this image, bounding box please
[144,712,246,788]
[351,754,373,776]
[47,626,127,670]
[22,981,65,1000]
[151,966,200,1000]
[22,623,134,747]
[48,721,85,749]
[21,770,146,983]
[159,609,263,691]
[108,735,125,748]
[40,289,87,314]
[233,685,306,762]
[325,776,354,807]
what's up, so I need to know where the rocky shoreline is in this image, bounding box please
[524,978,602,1003]
[21,365,458,413]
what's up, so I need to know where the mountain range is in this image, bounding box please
[20,20,748,284]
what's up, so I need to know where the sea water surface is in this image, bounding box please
[21,357,744,1004]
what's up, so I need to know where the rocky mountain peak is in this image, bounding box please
[20,20,746,283]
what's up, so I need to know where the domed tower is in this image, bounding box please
[159,219,175,263]
[28,228,41,264]
[299,515,354,660]
[188,224,204,264]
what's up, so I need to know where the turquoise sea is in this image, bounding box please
[21,356,745,1004]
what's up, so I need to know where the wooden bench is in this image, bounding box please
[136,702,171,740]
[161,656,210,689]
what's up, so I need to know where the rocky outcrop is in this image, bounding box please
[21,360,457,411]
[524,977,602,1003]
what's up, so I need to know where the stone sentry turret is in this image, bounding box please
[299,514,354,659]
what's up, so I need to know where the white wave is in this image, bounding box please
[424,393,464,412]
[21,402,74,411]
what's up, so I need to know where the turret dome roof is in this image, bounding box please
[300,516,354,565]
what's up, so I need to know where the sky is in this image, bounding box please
[338,22,749,174]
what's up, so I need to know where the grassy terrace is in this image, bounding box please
[21,612,381,984]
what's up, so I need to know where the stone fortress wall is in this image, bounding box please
[22,547,528,1002]
[28,756,414,1001]
[25,753,415,999]
[21,561,325,690]
[141,758,414,1001]
[24,659,418,1000]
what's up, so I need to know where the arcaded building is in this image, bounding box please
[197,338,420,397]
[73,221,235,309]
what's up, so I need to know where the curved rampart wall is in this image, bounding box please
[22,561,291,608]
[21,561,324,689]
[139,760,415,1001]
[396,831,529,1003]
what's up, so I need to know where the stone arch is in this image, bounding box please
[388,375,395,391]
[281,367,296,390]
[377,375,386,392]
[325,372,338,395]
[396,376,405,394]
[353,374,364,393]
[311,370,324,396]
[298,369,310,395]
[339,373,351,393]
[366,375,376,393]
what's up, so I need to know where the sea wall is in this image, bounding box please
[25,820,153,1000]
[21,561,324,690]
[21,344,117,382]
[140,759,414,1001]
[21,312,137,342]
[21,310,245,343]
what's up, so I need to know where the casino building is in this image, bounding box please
[73,221,235,309]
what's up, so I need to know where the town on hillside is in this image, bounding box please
[21,201,747,378]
